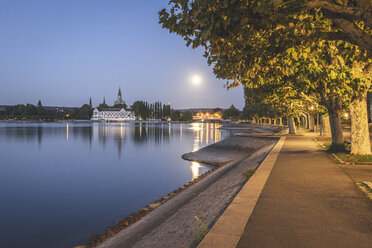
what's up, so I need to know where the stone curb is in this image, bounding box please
[331,153,346,164]
[358,181,372,200]
[197,137,286,248]
[95,142,277,248]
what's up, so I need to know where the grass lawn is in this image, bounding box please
[334,153,372,163]
[315,137,372,164]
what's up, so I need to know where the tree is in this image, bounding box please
[171,110,181,121]
[159,2,372,154]
[131,101,150,120]
[37,100,44,116]
[159,1,372,56]
[181,111,193,121]
[79,104,92,120]
[89,98,92,108]
[222,105,241,120]
[97,103,109,110]
[163,104,171,119]
[113,103,127,109]
[98,97,109,110]
[2,103,68,121]
[253,0,372,55]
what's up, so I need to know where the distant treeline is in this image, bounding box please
[95,99,194,121]
[0,99,242,122]
[0,100,194,121]
[130,101,194,121]
[0,101,69,121]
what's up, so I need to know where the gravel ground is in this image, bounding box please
[98,135,278,248]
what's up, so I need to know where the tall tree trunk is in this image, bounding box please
[309,114,315,131]
[278,118,282,126]
[328,101,344,146]
[287,116,296,134]
[321,115,331,137]
[296,117,300,130]
[306,114,310,129]
[350,93,371,155]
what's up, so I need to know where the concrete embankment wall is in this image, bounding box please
[97,135,278,248]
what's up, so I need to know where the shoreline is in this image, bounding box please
[0,120,211,124]
[86,126,283,248]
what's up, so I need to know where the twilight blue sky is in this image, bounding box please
[0,0,244,109]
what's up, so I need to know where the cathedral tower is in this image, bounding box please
[114,87,124,105]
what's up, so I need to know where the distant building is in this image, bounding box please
[91,108,135,121]
[114,87,125,106]
[92,88,135,121]
[193,111,222,120]
[176,108,224,120]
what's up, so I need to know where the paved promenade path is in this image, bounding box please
[237,135,372,248]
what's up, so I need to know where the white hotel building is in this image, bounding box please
[91,88,136,121]
[91,108,135,121]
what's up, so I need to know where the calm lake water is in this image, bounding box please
[0,122,232,248]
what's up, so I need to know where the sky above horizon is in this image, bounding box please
[0,0,244,109]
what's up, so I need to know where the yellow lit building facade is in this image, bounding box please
[193,111,222,120]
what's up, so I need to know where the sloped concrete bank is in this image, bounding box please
[96,135,279,248]
[220,123,286,134]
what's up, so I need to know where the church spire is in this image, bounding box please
[103,97,106,105]
[115,87,124,105]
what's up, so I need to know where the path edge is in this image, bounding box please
[197,137,286,248]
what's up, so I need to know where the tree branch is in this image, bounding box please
[278,0,372,30]
[332,18,372,55]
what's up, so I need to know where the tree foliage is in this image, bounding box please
[222,105,241,120]
[159,1,372,150]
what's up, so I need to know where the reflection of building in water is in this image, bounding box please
[131,123,171,145]
[92,123,174,157]
[94,124,126,140]
[93,124,127,157]
[191,123,222,152]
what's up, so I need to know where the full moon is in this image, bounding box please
[191,75,202,85]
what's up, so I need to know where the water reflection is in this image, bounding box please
[191,123,222,152]
[66,123,69,141]
[191,161,201,180]
[0,122,225,156]
[0,122,231,248]
[0,122,224,153]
